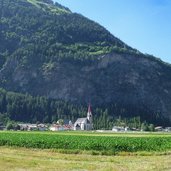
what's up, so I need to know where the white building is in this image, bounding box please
[74,104,93,131]
[165,127,171,132]
[49,125,64,131]
[49,124,73,131]
[112,126,125,132]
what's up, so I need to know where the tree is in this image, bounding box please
[57,119,64,125]
[148,124,154,132]
[6,122,14,130]
[141,122,149,131]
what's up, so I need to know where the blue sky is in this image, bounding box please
[55,0,171,63]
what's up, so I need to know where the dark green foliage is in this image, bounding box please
[6,121,20,130]
[0,132,171,154]
[141,122,155,132]
[0,85,168,128]
[0,0,135,69]
[0,88,166,127]
[0,88,87,124]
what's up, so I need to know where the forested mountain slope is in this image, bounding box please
[0,0,171,125]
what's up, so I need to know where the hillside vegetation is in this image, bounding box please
[1,88,160,129]
[0,0,134,69]
[0,0,171,126]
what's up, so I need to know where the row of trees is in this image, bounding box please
[93,113,155,131]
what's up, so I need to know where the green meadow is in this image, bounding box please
[0,131,171,171]
[0,146,171,171]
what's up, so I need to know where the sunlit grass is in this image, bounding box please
[27,0,70,14]
[0,147,171,171]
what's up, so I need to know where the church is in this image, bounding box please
[74,104,93,131]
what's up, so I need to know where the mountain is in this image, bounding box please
[0,0,171,125]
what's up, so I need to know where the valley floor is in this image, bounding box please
[0,147,171,171]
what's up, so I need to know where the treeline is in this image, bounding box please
[0,88,86,124]
[0,88,169,129]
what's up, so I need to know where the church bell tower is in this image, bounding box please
[87,104,92,124]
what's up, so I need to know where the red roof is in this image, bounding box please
[88,104,91,113]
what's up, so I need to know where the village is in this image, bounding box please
[0,104,93,132]
[1,104,171,133]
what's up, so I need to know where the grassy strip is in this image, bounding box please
[1,146,171,171]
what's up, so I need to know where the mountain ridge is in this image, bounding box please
[0,0,171,125]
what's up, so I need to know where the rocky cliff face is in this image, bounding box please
[1,51,171,122]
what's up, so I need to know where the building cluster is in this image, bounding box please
[154,126,171,132]
[5,104,93,132]
[111,126,171,132]
[19,123,48,131]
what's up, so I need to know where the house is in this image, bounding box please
[155,126,163,132]
[112,126,125,132]
[164,127,171,132]
[27,124,38,131]
[19,123,48,131]
[49,124,73,131]
[49,124,64,131]
[37,124,48,131]
[19,123,30,131]
[74,104,93,131]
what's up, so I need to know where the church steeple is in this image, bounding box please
[87,104,92,124]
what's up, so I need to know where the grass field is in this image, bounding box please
[0,146,171,171]
[1,131,171,170]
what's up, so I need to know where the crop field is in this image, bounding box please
[0,131,171,155]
